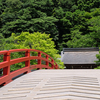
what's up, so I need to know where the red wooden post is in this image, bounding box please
[46,55,49,67]
[38,52,41,69]
[25,50,31,73]
[3,51,10,75]
[51,59,54,69]
[55,64,59,69]
[3,51,12,85]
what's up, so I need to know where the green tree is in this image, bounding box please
[0,34,5,50]
[0,34,5,75]
[87,16,100,47]
[66,8,100,48]
[0,0,59,40]
[5,32,64,71]
[95,50,100,69]
[1,0,100,53]
[77,0,100,11]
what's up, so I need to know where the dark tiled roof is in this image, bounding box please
[61,48,99,64]
[63,47,99,52]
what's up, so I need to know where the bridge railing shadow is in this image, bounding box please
[0,49,59,86]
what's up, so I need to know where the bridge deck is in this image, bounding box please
[1,69,100,100]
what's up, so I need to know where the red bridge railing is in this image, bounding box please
[0,49,59,86]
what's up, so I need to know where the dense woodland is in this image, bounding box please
[0,0,100,69]
[0,0,100,51]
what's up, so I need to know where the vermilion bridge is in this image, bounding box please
[0,49,100,100]
[0,49,59,86]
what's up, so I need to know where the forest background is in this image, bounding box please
[1,0,100,51]
[0,0,100,69]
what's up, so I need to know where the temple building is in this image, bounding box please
[61,48,99,69]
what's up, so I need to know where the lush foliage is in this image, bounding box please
[94,48,100,69]
[0,0,100,52]
[5,32,64,71]
[67,8,100,48]
[1,0,100,68]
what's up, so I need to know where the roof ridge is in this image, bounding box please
[63,47,99,52]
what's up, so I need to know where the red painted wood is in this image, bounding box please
[38,52,42,69]
[25,50,31,73]
[10,67,30,78]
[0,49,59,86]
[51,59,54,69]
[0,75,8,85]
[46,55,49,66]
[0,61,8,69]
[10,57,29,65]
[30,65,52,70]
[3,52,10,76]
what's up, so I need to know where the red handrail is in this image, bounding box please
[0,49,59,86]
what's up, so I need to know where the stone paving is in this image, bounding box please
[0,69,100,100]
